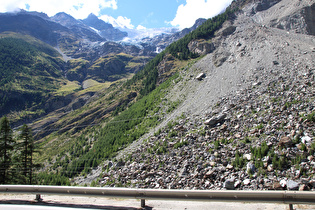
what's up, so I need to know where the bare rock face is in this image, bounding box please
[270,3,315,35]
[304,3,315,35]
[250,0,315,36]
[218,25,237,37]
[71,96,91,111]
[44,95,73,112]
[188,40,215,56]
[252,0,281,13]
[157,54,176,84]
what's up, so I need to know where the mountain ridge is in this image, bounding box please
[81,13,128,41]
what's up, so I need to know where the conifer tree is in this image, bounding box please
[0,116,15,184]
[18,124,35,184]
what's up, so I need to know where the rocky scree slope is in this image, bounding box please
[93,0,315,191]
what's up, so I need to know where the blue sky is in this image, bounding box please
[0,0,233,29]
[99,0,186,28]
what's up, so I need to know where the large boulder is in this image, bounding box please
[204,113,227,127]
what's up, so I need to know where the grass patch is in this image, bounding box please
[304,112,315,123]
[54,81,81,96]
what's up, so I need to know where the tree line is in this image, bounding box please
[0,116,39,184]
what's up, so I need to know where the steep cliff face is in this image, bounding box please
[268,3,315,35]
[302,2,315,35]
[248,0,315,35]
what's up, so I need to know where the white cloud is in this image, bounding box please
[136,25,146,30]
[171,0,233,29]
[0,0,117,19]
[0,0,25,12]
[99,15,134,29]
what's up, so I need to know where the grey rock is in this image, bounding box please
[204,113,227,127]
[246,162,256,174]
[196,73,206,81]
[224,179,235,190]
[116,161,125,168]
[234,180,242,188]
[299,184,310,191]
[188,40,215,56]
[243,179,251,185]
[252,0,281,13]
[105,161,113,169]
[273,60,279,65]
[212,51,231,67]
[287,180,299,190]
[221,26,237,37]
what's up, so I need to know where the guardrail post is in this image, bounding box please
[35,194,42,202]
[141,199,145,208]
[289,204,294,210]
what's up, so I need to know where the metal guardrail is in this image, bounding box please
[1,185,315,209]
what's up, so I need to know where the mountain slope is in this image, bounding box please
[0,34,67,121]
[2,0,314,190]
[28,5,235,183]
[0,12,67,46]
[80,0,315,190]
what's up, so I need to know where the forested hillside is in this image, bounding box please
[0,36,66,121]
